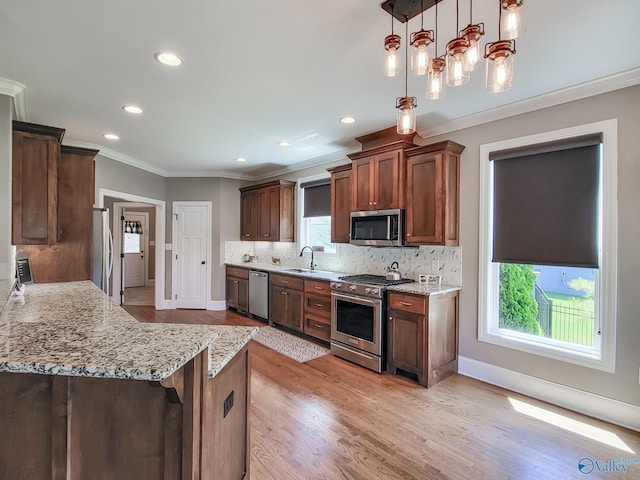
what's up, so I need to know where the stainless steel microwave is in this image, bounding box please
[350,209,404,247]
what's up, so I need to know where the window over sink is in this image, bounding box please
[298,174,336,254]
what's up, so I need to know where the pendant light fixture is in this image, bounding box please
[427,0,445,100]
[460,0,484,71]
[445,0,470,86]
[485,0,516,92]
[384,5,401,77]
[501,0,524,40]
[409,0,434,76]
[397,20,417,134]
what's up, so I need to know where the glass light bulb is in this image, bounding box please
[501,5,522,39]
[385,48,399,77]
[486,53,513,93]
[466,39,480,71]
[495,57,507,85]
[397,104,416,134]
[427,70,443,100]
[411,45,430,76]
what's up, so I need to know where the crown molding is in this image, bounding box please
[166,170,254,180]
[62,140,169,177]
[0,78,27,121]
[416,67,640,139]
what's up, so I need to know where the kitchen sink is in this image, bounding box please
[285,268,319,274]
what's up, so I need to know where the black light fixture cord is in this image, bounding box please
[420,0,424,30]
[404,19,409,96]
[470,0,473,24]
[498,0,502,40]
[456,0,460,33]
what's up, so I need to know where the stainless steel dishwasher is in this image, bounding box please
[249,270,269,321]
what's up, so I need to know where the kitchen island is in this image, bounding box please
[0,281,257,480]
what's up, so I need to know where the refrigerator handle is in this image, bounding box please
[107,227,114,281]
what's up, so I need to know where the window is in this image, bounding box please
[478,119,617,372]
[299,175,336,254]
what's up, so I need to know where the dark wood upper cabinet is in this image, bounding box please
[327,164,352,244]
[349,148,404,211]
[12,121,65,245]
[404,141,464,246]
[239,180,295,242]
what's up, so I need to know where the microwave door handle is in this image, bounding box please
[387,216,392,240]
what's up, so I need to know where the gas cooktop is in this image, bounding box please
[337,274,415,286]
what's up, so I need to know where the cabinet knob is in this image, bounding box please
[264,234,269,237]
[368,202,372,205]
[389,316,393,321]
[373,201,377,205]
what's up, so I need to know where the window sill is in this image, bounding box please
[478,329,614,373]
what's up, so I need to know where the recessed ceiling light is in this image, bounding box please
[278,141,290,147]
[236,157,247,163]
[122,105,143,114]
[104,133,119,140]
[154,51,183,67]
[340,115,356,124]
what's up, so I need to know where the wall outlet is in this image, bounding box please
[418,274,428,284]
[419,274,441,286]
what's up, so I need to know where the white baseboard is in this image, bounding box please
[208,300,227,311]
[147,279,156,286]
[458,356,640,432]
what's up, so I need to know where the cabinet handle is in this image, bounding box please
[263,234,270,237]
[244,234,251,237]
[373,201,377,205]
[368,202,372,205]
[314,303,324,307]
[406,233,411,237]
[314,286,324,290]
[314,323,324,329]
[282,280,288,283]
[400,301,413,306]
[389,316,393,321]
[233,280,238,284]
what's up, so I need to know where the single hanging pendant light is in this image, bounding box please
[445,0,471,86]
[460,0,484,71]
[427,0,445,100]
[501,0,524,40]
[410,0,434,76]
[485,0,516,92]
[384,6,401,77]
[397,20,417,134]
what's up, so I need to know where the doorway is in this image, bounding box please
[99,189,166,309]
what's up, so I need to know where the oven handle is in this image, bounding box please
[331,291,380,307]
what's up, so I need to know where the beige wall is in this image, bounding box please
[421,85,640,406]
[0,95,13,280]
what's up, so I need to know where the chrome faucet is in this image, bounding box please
[300,246,315,270]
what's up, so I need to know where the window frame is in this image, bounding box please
[478,119,618,372]
[297,173,337,256]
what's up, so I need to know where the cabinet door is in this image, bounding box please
[226,276,239,308]
[352,158,373,211]
[269,285,287,325]
[240,191,258,240]
[236,277,249,313]
[330,168,352,243]
[259,187,280,241]
[374,150,402,209]
[12,130,59,245]
[405,152,443,245]
[388,309,424,375]
[285,288,304,331]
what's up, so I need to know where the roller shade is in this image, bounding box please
[491,134,601,268]
[301,179,331,218]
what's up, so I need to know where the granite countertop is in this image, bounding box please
[0,279,15,314]
[0,281,257,381]
[226,262,460,296]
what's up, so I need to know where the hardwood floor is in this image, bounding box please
[124,305,640,480]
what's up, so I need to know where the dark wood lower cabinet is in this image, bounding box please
[269,285,304,331]
[387,291,459,388]
[226,266,249,314]
[0,345,251,480]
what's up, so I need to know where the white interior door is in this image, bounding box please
[123,212,148,288]
[174,202,210,309]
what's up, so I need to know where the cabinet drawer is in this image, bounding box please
[305,293,331,318]
[226,266,249,279]
[304,279,331,294]
[388,293,426,315]
[270,274,304,291]
[304,316,331,342]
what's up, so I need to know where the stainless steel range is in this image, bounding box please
[330,274,414,372]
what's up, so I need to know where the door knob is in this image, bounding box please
[201,261,206,264]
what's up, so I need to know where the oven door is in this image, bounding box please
[331,292,382,356]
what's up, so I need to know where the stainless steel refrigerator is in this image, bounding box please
[92,207,113,295]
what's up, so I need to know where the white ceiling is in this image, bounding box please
[1,0,639,180]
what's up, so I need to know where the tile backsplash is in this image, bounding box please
[225,241,462,286]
